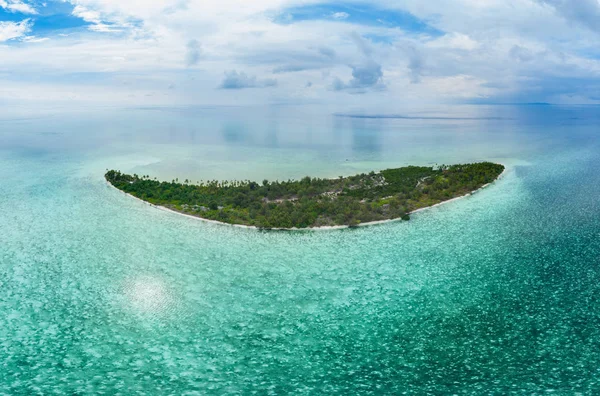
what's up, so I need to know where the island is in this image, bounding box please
[105,162,505,229]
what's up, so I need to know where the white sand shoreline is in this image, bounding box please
[106,166,507,232]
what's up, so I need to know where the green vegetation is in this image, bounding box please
[106,162,504,229]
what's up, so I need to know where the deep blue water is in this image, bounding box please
[1,105,600,393]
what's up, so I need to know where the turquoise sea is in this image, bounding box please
[2,104,600,394]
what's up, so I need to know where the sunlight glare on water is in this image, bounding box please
[124,276,172,314]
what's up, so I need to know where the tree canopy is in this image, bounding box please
[106,162,504,229]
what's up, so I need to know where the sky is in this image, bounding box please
[1,0,600,109]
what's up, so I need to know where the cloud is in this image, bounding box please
[318,47,336,58]
[71,5,102,24]
[0,19,31,42]
[0,0,37,14]
[509,45,535,62]
[332,32,384,92]
[332,61,384,92]
[332,12,349,20]
[350,61,383,87]
[71,4,124,32]
[403,44,425,83]
[427,33,479,51]
[2,0,600,106]
[273,64,313,73]
[219,70,277,89]
[22,36,49,43]
[185,39,202,66]
[245,45,340,75]
[536,0,600,34]
[88,23,122,33]
[350,31,373,57]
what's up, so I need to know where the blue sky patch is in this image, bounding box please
[1,1,91,37]
[274,3,443,37]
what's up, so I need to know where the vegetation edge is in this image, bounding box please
[105,162,505,230]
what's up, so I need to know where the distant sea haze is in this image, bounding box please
[334,113,511,120]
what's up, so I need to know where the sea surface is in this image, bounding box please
[1,104,600,394]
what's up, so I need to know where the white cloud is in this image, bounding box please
[72,4,127,32]
[71,5,103,23]
[0,0,37,14]
[0,19,31,42]
[22,35,49,43]
[427,33,479,51]
[88,23,122,32]
[332,12,349,20]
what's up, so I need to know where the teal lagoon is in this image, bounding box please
[2,105,600,393]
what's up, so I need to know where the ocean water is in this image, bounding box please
[1,104,600,394]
